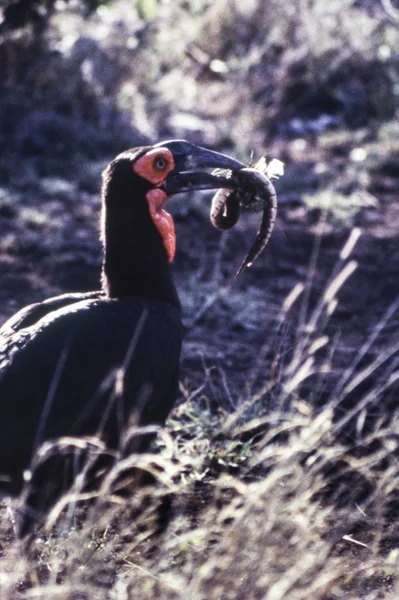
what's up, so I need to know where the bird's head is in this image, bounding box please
[102,140,245,263]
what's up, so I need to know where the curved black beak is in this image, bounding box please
[156,140,245,195]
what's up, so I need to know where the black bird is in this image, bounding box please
[0,140,245,534]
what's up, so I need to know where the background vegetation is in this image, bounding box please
[0,0,398,598]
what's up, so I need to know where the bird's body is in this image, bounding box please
[0,140,245,534]
[0,292,181,495]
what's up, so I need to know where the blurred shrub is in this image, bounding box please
[0,3,149,182]
[180,0,399,139]
[0,0,107,33]
[0,0,398,180]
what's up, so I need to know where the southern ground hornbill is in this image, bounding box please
[0,140,247,535]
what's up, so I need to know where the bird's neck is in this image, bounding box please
[100,183,180,309]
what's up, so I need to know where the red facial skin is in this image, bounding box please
[133,148,176,262]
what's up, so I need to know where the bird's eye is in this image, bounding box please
[133,147,174,183]
[154,156,167,170]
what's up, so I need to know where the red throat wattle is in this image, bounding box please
[146,188,176,262]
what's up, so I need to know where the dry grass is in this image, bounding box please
[0,231,397,599]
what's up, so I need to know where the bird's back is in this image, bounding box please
[0,295,182,493]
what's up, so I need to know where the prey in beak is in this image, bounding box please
[144,140,281,275]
